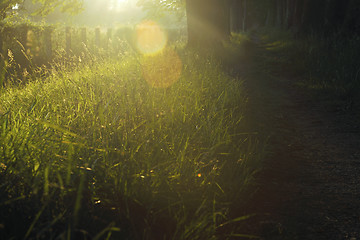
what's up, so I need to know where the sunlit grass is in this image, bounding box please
[0,46,260,239]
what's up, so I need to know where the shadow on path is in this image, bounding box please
[236,38,360,240]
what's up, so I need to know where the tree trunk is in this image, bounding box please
[230,0,241,32]
[299,0,309,31]
[266,0,277,27]
[326,0,351,32]
[287,0,297,28]
[284,0,291,28]
[265,8,271,26]
[186,0,230,49]
[343,0,360,34]
[242,0,247,31]
[292,0,303,33]
[275,0,284,28]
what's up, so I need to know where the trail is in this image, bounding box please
[237,39,360,239]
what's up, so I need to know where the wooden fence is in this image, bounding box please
[0,25,186,61]
[0,24,186,85]
[1,26,127,58]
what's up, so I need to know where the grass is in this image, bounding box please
[0,42,261,239]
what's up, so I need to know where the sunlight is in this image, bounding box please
[141,48,182,88]
[135,20,167,55]
[108,0,128,11]
[12,4,19,10]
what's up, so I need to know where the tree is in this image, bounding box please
[186,0,230,48]
[253,0,360,36]
[3,0,233,50]
[0,0,20,20]
[138,0,231,49]
[0,0,83,21]
[30,0,84,16]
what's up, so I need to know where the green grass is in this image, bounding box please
[0,45,261,239]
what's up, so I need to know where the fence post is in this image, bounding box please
[0,28,4,87]
[0,29,3,56]
[20,25,28,52]
[95,28,101,48]
[106,28,112,50]
[80,27,87,54]
[80,27,87,45]
[26,29,34,55]
[44,27,52,59]
[66,27,72,53]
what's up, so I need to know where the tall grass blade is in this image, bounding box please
[24,203,47,240]
[93,222,121,240]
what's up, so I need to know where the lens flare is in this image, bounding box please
[135,20,167,55]
[141,48,182,88]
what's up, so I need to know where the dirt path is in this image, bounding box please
[238,43,360,239]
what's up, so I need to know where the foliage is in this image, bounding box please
[0,0,19,20]
[31,0,84,16]
[137,0,185,20]
[137,0,185,12]
[0,0,84,21]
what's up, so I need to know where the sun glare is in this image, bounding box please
[12,4,19,10]
[141,48,182,88]
[108,0,128,11]
[135,20,182,88]
[135,20,167,55]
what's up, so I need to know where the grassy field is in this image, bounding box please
[0,42,262,239]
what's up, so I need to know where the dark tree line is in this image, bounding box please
[186,0,360,48]
[229,0,360,35]
[3,0,360,49]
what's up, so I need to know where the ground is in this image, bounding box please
[236,40,360,239]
